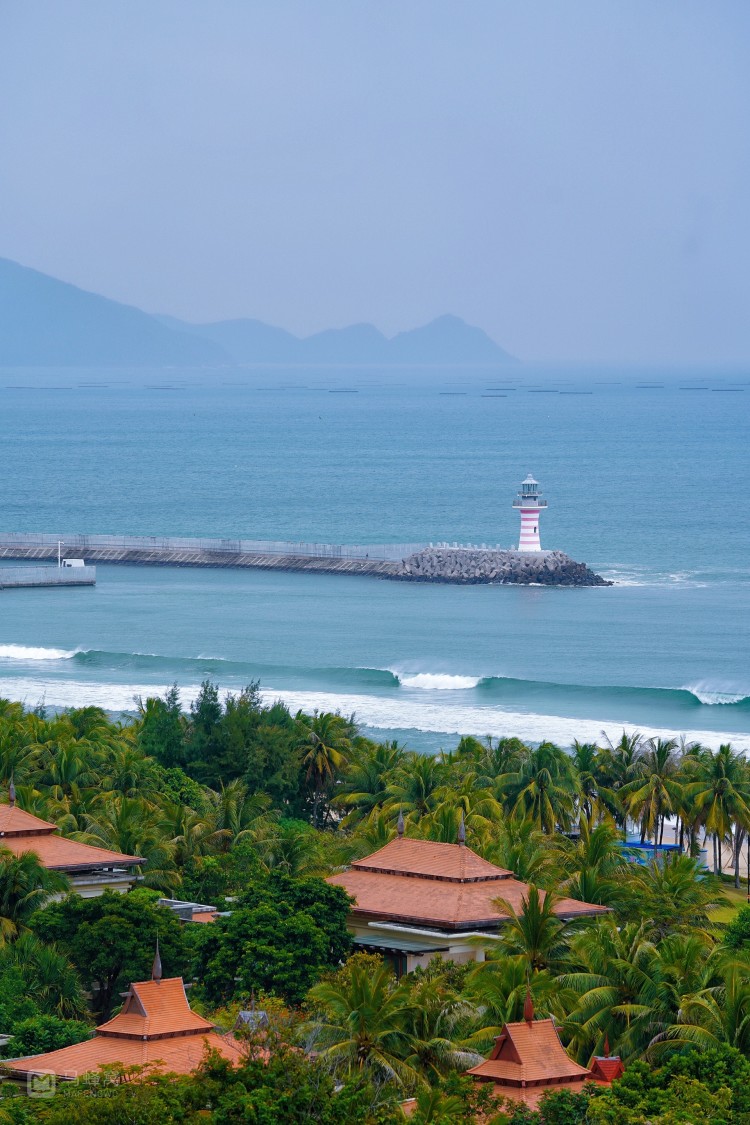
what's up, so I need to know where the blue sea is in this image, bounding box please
[0,364,748,752]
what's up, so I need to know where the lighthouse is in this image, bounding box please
[512,474,547,552]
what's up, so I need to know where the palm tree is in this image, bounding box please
[159,801,226,867]
[598,730,643,824]
[407,1088,468,1125]
[479,816,559,884]
[305,960,421,1089]
[403,976,481,1081]
[624,853,725,941]
[553,816,629,907]
[571,740,603,821]
[205,779,272,848]
[251,819,328,877]
[466,953,564,1053]
[560,921,712,1061]
[620,737,682,855]
[653,952,750,1057]
[1,932,87,1018]
[79,796,179,892]
[294,711,351,828]
[682,743,750,878]
[334,739,404,826]
[385,752,446,823]
[501,742,577,833]
[0,848,70,942]
[561,919,655,1060]
[493,885,574,972]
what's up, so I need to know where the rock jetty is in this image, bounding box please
[393,548,611,586]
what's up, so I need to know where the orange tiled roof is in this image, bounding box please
[329,838,607,931]
[8,1030,243,1079]
[0,801,143,870]
[467,1019,592,1085]
[7,977,245,1079]
[328,868,607,930]
[96,978,215,1039]
[0,805,58,837]
[351,838,513,881]
[191,910,219,924]
[590,1056,625,1082]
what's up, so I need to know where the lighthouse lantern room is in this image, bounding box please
[512,474,548,552]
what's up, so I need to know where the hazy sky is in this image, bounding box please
[2,2,749,363]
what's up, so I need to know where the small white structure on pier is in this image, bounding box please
[512,474,547,552]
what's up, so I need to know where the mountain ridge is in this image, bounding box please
[0,257,517,366]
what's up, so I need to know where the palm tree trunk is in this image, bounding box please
[713,834,718,875]
[735,827,745,890]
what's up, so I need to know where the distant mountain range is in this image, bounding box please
[0,257,517,366]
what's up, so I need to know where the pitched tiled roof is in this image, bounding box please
[590,1056,625,1082]
[467,1019,592,1085]
[8,1030,244,1079]
[96,979,215,1040]
[351,838,513,882]
[0,801,143,870]
[328,869,607,930]
[7,977,245,1079]
[0,805,58,837]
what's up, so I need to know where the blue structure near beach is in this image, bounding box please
[616,837,708,869]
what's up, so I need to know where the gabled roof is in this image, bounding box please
[7,976,245,1079]
[96,979,215,1040]
[590,1056,625,1082]
[0,805,58,837]
[0,800,143,870]
[351,838,513,882]
[467,1018,592,1086]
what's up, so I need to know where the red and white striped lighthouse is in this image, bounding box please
[512,474,547,552]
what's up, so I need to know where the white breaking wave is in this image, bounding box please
[598,567,708,589]
[0,644,80,661]
[684,682,749,706]
[0,675,747,753]
[396,672,481,690]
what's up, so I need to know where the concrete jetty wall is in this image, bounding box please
[0,535,610,586]
[0,565,96,590]
[0,533,424,563]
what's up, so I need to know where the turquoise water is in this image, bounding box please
[0,364,748,750]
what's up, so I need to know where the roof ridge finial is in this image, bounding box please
[523,982,534,1025]
[152,934,162,982]
[250,987,256,1012]
[603,1032,610,1057]
[397,809,405,837]
[8,776,15,808]
[457,808,466,845]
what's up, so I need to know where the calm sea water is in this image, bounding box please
[0,364,748,751]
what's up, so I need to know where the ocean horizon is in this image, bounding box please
[1,363,748,752]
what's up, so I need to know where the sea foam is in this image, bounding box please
[0,644,80,661]
[396,672,482,690]
[0,675,747,753]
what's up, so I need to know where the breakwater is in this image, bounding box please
[0,565,96,590]
[0,534,610,586]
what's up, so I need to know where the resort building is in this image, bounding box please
[0,796,143,897]
[466,993,623,1108]
[327,822,607,974]
[6,962,244,1084]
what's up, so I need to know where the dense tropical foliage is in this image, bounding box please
[1,687,750,1121]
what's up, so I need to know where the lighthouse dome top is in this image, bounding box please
[522,474,538,485]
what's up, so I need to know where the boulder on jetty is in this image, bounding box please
[394,548,612,586]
